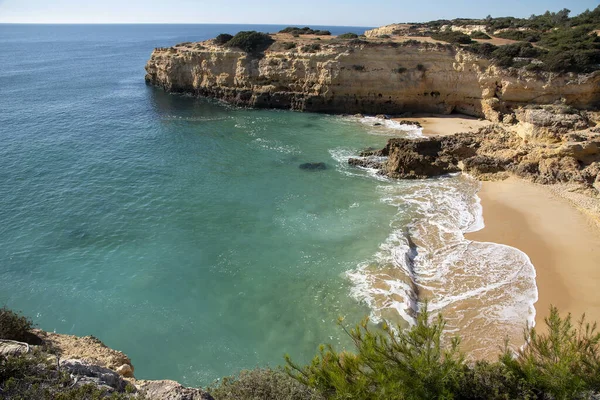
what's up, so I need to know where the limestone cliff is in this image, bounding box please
[145,39,600,122]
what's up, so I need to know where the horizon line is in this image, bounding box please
[0,22,377,27]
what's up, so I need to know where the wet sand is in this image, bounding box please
[466,178,600,329]
[392,114,492,136]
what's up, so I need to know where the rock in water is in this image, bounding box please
[299,162,327,170]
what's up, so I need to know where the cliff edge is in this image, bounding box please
[145,34,600,122]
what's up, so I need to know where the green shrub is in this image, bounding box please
[337,32,359,39]
[301,43,321,53]
[208,368,323,400]
[282,42,296,50]
[214,33,233,45]
[501,306,600,399]
[0,307,34,343]
[456,361,535,399]
[1,351,138,399]
[494,30,541,42]
[417,63,426,71]
[286,306,465,400]
[279,27,331,36]
[431,31,473,44]
[465,42,499,56]
[394,66,408,73]
[225,31,274,53]
[351,65,365,71]
[470,31,491,40]
[490,42,545,67]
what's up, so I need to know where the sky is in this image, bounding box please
[0,0,598,26]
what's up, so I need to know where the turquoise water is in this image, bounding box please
[0,24,399,384]
[0,24,537,386]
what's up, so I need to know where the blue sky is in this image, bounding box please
[0,0,597,26]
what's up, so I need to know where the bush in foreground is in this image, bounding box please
[208,368,323,400]
[285,306,600,399]
[0,306,34,343]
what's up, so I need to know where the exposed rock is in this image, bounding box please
[397,120,422,128]
[137,379,214,400]
[514,106,591,142]
[348,157,383,169]
[60,359,129,393]
[349,124,600,193]
[0,340,29,356]
[299,162,327,170]
[145,40,600,120]
[34,330,135,377]
[116,363,134,378]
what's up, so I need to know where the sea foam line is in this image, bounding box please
[344,173,538,358]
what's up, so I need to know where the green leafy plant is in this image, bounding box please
[214,33,233,45]
[431,31,473,44]
[501,306,600,399]
[208,368,323,400]
[0,306,34,343]
[337,32,359,39]
[470,31,491,40]
[225,31,274,53]
[285,305,465,400]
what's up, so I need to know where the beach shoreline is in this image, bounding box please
[393,113,493,136]
[466,178,600,329]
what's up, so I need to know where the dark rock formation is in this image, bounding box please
[299,162,327,170]
[349,123,600,192]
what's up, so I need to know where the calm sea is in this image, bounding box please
[0,24,537,386]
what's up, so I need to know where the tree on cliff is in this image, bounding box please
[225,31,274,53]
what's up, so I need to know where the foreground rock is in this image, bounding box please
[30,330,215,400]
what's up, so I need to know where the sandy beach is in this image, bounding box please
[392,114,492,136]
[466,178,600,329]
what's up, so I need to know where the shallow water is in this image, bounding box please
[0,24,536,385]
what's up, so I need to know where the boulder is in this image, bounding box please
[60,359,129,393]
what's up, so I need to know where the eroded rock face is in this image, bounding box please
[60,359,129,393]
[145,41,600,121]
[34,330,134,377]
[350,125,600,192]
[137,380,214,400]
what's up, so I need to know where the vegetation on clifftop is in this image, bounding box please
[224,31,275,53]
[421,6,600,73]
[279,27,331,36]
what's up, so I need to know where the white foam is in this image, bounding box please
[346,175,538,358]
[357,116,424,138]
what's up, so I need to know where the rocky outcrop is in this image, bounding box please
[145,39,600,121]
[30,329,215,400]
[349,108,600,193]
[137,380,214,400]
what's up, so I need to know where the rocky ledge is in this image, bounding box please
[2,330,214,399]
[349,106,600,203]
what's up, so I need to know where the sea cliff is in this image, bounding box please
[145,37,600,122]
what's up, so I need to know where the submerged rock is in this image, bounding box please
[299,162,327,170]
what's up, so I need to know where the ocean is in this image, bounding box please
[0,24,537,386]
